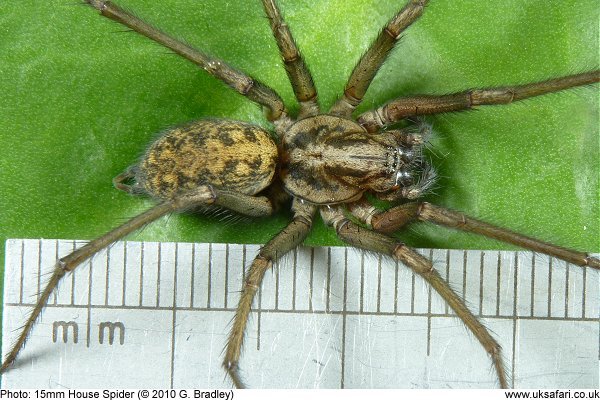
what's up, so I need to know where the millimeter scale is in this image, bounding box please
[2,238,598,388]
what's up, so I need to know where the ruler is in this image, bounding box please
[2,239,598,389]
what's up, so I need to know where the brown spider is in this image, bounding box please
[1,0,598,389]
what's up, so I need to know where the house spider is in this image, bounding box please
[1,0,598,388]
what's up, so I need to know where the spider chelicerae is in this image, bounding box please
[1,0,598,389]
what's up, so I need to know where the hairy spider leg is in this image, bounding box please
[329,0,429,117]
[357,71,600,132]
[362,202,600,269]
[84,0,291,131]
[0,186,277,373]
[262,0,319,118]
[0,202,171,372]
[222,200,316,388]
[321,206,509,388]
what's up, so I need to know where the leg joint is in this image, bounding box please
[57,259,68,272]
[85,1,108,12]
[222,360,238,373]
[585,255,600,269]
[393,244,433,274]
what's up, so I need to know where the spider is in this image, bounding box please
[0,0,598,389]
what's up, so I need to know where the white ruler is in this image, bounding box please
[2,239,598,389]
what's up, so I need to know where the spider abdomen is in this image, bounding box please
[135,119,278,199]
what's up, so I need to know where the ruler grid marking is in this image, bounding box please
[326,247,331,313]
[190,244,195,309]
[581,266,586,319]
[359,252,364,313]
[410,267,416,314]
[170,243,178,389]
[393,259,399,314]
[292,247,297,311]
[308,247,314,312]
[71,241,77,306]
[36,240,42,302]
[2,238,598,389]
[461,250,467,301]
[4,238,597,318]
[52,240,58,305]
[445,249,450,315]
[530,255,535,318]
[207,243,212,309]
[18,240,24,305]
[274,258,279,311]
[547,256,553,316]
[340,247,348,389]
[3,301,597,321]
[376,255,382,313]
[510,251,519,389]
[256,276,262,351]
[156,243,162,308]
[478,251,484,315]
[495,252,501,316]
[224,244,229,309]
[86,245,93,348]
[104,243,110,307]
[564,262,570,319]
[139,242,144,307]
[242,244,247,279]
[426,249,433,357]
[122,243,127,307]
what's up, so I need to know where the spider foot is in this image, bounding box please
[223,360,246,389]
[1,356,14,374]
[84,0,107,11]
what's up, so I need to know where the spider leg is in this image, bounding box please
[262,0,319,118]
[329,0,429,117]
[359,201,600,269]
[357,71,600,132]
[83,1,289,127]
[223,200,316,388]
[321,205,509,388]
[0,202,173,373]
[0,185,277,374]
[176,186,276,217]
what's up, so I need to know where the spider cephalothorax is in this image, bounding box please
[1,0,598,389]
[280,115,433,204]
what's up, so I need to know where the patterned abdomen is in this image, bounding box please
[137,119,278,199]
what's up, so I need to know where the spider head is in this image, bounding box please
[376,158,437,201]
[280,115,436,205]
[364,131,436,201]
